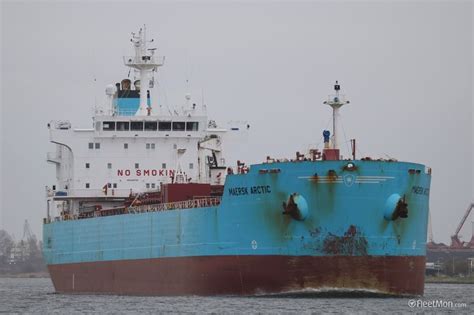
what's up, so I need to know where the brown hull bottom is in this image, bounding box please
[48,255,425,296]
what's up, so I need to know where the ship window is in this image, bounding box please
[189,163,194,169]
[173,144,177,149]
[144,121,157,131]
[172,121,185,131]
[162,163,166,169]
[85,163,90,169]
[158,121,171,131]
[117,121,130,131]
[124,143,128,149]
[131,121,144,131]
[88,143,93,149]
[135,163,139,169]
[186,122,199,131]
[146,143,150,149]
[113,183,117,188]
[108,183,112,188]
[151,183,156,189]
[146,183,150,189]
[103,121,115,131]
[95,143,100,149]
[85,183,90,189]
[151,143,155,149]
[107,163,112,169]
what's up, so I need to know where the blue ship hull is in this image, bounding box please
[43,160,431,296]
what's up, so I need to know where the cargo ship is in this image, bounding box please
[43,27,431,296]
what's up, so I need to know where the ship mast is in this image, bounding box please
[323,81,350,149]
[124,25,164,116]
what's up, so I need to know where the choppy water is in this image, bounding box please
[0,278,472,314]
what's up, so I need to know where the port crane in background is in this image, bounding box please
[427,211,450,249]
[427,202,474,250]
[450,202,474,249]
[21,220,35,244]
[427,212,436,246]
[13,220,38,262]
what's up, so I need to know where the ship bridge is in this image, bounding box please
[45,26,248,220]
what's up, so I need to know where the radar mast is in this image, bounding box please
[323,81,350,149]
[124,25,164,116]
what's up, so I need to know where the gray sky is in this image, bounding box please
[1,1,472,244]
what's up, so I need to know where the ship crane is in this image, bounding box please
[450,202,474,248]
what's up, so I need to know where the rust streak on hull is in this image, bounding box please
[48,255,425,296]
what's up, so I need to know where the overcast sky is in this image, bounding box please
[1,1,472,243]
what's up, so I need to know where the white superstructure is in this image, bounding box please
[46,27,243,219]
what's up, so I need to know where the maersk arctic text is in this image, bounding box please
[43,27,431,296]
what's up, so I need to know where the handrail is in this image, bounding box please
[46,196,221,223]
[123,55,164,66]
[128,197,221,214]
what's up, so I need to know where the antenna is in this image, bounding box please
[93,75,97,114]
[201,88,205,108]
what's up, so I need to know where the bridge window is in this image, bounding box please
[158,121,171,131]
[103,121,115,131]
[117,121,130,131]
[186,122,199,131]
[144,121,157,131]
[172,121,185,131]
[131,121,144,131]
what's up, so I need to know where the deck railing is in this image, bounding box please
[46,196,221,223]
[128,197,221,214]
